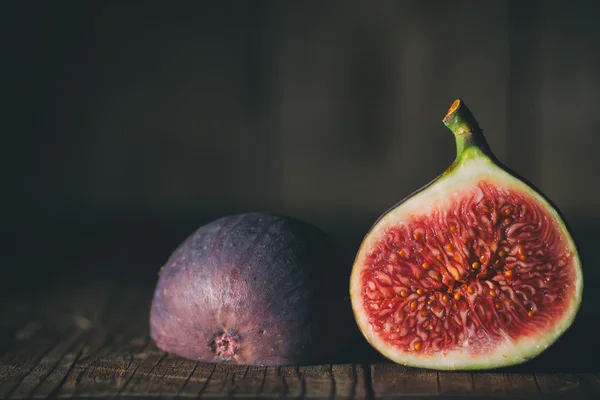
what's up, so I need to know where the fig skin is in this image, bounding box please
[150,212,355,366]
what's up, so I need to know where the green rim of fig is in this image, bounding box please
[349,99,583,370]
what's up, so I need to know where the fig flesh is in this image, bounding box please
[150,212,354,366]
[349,99,583,370]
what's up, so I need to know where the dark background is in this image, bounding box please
[3,0,600,325]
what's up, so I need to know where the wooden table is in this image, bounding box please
[2,276,598,400]
[2,219,599,399]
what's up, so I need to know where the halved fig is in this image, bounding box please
[349,99,583,370]
[150,212,355,366]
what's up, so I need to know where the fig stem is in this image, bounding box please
[443,99,488,160]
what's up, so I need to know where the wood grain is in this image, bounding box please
[57,286,155,398]
[1,283,115,398]
[437,372,476,396]
[535,373,597,399]
[371,363,439,397]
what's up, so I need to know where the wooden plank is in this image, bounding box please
[199,364,243,398]
[50,362,368,399]
[534,373,597,400]
[332,364,367,399]
[116,352,195,396]
[0,324,73,397]
[252,367,288,398]
[299,364,333,398]
[73,286,151,362]
[230,366,267,398]
[54,286,154,398]
[197,364,365,399]
[193,363,307,399]
[438,372,477,396]
[472,372,541,397]
[161,358,201,396]
[297,364,368,399]
[472,372,508,396]
[56,339,155,398]
[505,373,542,396]
[106,350,169,397]
[176,362,216,396]
[7,328,90,399]
[371,364,438,397]
[535,373,596,399]
[0,286,82,367]
[0,283,115,398]
[471,373,509,397]
[26,284,123,399]
[280,366,304,398]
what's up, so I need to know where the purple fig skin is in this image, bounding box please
[150,212,355,366]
